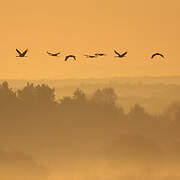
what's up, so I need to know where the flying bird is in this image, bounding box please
[114,50,127,58]
[65,55,76,61]
[84,55,97,58]
[151,53,164,59]
[95,53,106,56]
[16,49,28,57]
[47,51,60,57]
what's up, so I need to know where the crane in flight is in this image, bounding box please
[114,50,127,58]
[65,55,76,61]
[95,53,106,57]
[16,49,28,57]
[47,51,61,57]
[151,53,164,59]
[84,55,97,58]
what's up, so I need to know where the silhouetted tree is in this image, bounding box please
[1,81,180,177]
[17,83,36,105]
[73,88,86,102]
[129,104,146,116]
[17,83,55,109]
[163,101,180,121]
[91,88,117,105]
[36,84,55,104]
[0,81,18,116]
[0,81,17,102]
[60,96,73,105]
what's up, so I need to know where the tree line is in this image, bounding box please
[1,81,180,179]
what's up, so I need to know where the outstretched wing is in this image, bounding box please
[47,52,60,56]
[16,49,22,56]
[156,53,164,58]
[90,56,96,58]
[114,50,120,56]
[47,51,53,56]
[95,53,106,56]
[121,51,128,57]
[151,53,164,59]
[151,54,155,59]
[159,54,164,58]
[22,49,28,56]
[84,55,96,58]
[65,56,69,61]
[73,56,76,60]
[65,55,76,61]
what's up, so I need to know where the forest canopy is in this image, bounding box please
[1,81,180,179]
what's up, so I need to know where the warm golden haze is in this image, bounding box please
[0,0,179,78]
[1,80,180,179]
[1,0,180,179]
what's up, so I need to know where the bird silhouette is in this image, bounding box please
[65,55,76,61]
[151,53,164,59]
[84,55,97,58]
[16,49,28,57]
[95,53,106,56]
[47,51,60,57]
[114,50,127,58]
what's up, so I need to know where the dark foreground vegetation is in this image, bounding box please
[0,81,180,180]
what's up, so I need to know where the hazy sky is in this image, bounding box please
[0,0,179,79]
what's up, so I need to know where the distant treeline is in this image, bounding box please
[2,78,180,114]
[1,81,180,179]
[0,80,179,119]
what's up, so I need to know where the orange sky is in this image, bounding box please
[0,0,179,79]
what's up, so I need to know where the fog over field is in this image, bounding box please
[0,77,180,179]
